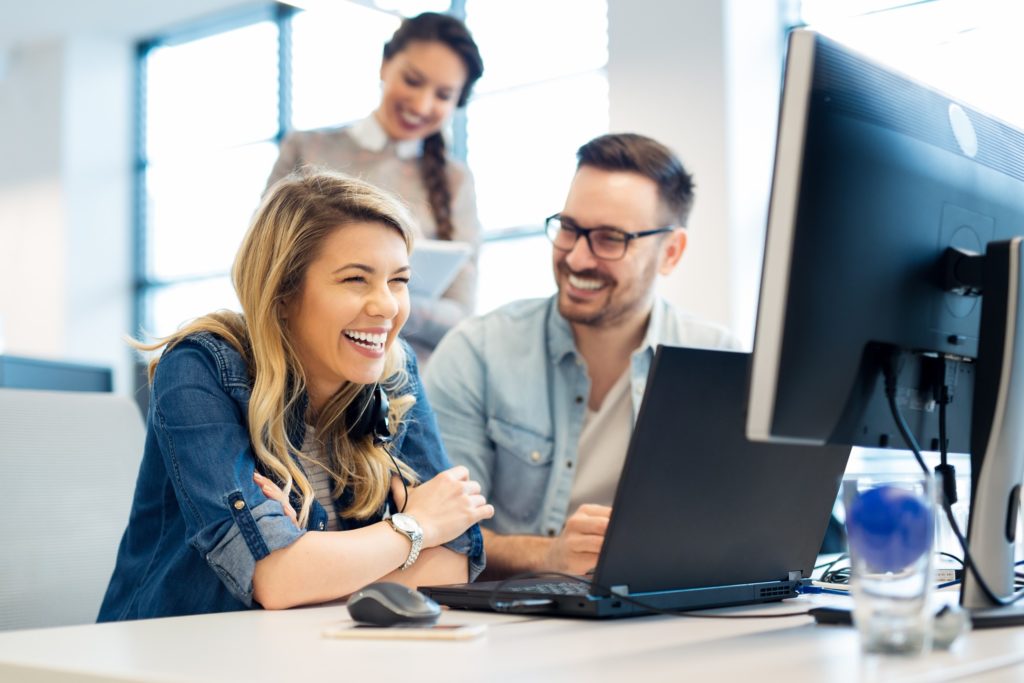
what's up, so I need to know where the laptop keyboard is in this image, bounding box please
[504,580,590,596]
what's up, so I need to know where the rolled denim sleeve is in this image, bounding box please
[394,340,485,580]
[151,342,305,606]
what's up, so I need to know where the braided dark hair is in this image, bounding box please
[383,13,483,241]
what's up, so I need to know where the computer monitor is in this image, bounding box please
[747,29,1024,620]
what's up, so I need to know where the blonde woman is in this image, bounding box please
[99,169,492,621]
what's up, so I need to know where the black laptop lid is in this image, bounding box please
[593,346,850,595]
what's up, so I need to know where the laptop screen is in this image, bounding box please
[593,346,850,595]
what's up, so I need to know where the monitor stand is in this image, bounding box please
[970,605,1024,628]
[952,239,1024,619]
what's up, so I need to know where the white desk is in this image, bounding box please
[2,596,1024,682]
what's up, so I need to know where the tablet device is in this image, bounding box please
[410,239,472,300]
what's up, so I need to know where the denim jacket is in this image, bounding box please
[98,332,483,622]
[423,296,739,538]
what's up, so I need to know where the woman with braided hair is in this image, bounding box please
[267,12,484,361]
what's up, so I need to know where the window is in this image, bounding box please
[138,12,281,338]
[465,0,609,311]
[798,0,1024,127]
[289,5,400,131]
[136,1,610,339]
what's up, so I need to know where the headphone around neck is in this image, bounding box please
[345,383,411,512]
[345,384,393,447]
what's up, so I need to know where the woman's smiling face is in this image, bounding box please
[283,221,410,407]
[375,40,468,142]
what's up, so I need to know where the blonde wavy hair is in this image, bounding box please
[139,168,419,525]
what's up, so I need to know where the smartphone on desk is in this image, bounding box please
[323,623,487,641]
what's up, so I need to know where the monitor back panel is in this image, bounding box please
[593,347,850,595]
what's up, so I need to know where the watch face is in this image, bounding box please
[391,514,418,533]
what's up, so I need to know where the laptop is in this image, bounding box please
[420,346,850,618]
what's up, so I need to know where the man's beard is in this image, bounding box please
[556,263,650,329]
[557,266,618,327]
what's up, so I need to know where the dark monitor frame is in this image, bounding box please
[747,29,1024,620]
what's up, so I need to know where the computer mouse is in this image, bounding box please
[346,582,442,626]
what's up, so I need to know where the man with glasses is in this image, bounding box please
[423,133,738,577]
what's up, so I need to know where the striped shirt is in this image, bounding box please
[300,424,341,532]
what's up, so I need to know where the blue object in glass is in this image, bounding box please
[847,485,933,573]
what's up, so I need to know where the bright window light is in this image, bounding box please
[146,277,238,339]
[801,0,1024,127]
[290,5,400,131]
[146,142,278,281]
[372,0,451,14]
[145,22,278,160]
[467,73,608,234]
[463,0,608,312]
[476,234,556,315]
[466,0,607,94]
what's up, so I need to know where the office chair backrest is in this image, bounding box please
[0,388,144,631]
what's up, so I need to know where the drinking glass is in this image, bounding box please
[843,472,936,655]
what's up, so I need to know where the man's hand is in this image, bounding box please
[543,504,612,575]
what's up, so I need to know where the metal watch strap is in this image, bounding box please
[389,514,423,570]
[400,531,422,570]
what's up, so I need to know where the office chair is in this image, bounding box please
[0,388,144,631]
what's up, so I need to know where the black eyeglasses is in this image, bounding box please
[544,214,677,261]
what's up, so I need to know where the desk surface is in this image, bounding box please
[2,596,1024,682]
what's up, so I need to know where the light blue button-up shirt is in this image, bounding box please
[423,296,740,537]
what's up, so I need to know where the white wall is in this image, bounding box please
[607,0,783,347]
[62,39,134,392]
[0,38,134,392]
[0,43,67,359]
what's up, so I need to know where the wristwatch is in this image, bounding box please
[387,513,424,570]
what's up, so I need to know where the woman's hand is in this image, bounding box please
[392,466,494,548]
[254,472,300,529]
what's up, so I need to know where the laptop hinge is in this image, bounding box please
[788,571,802,582]
[610,584,630,596]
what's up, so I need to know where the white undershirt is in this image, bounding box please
[568,369,633,514]
[301,424,341,531]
